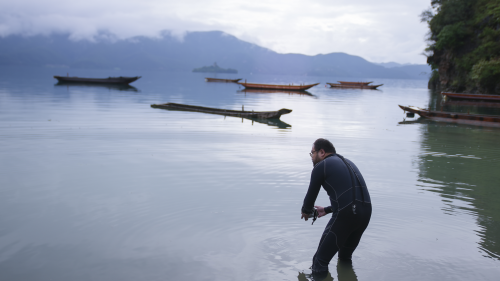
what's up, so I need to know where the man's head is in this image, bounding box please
[310,138,336,166]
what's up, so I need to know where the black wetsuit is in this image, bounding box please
[301,154,371,273]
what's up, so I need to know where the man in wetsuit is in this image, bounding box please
[301,138,371,277]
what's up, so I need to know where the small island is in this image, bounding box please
[193,62,237,74]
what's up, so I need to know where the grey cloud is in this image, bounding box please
[0,0,431,63]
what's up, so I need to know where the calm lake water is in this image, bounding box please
[0,66,499,281]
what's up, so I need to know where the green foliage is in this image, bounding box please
[422,0,500,92]
[471,59,500,91]
[429,69,440,84]
[428,69,441,89]
[435,22,468,50]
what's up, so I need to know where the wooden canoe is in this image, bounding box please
[239,88,314,96]
[151,102,292,119]
[54,76,141,84]
[442,92,500,102]
[238,82,319,91]
[398,105,500,127]
[338,81,373,85]
[205,78,242,83]
[327,83,383,89]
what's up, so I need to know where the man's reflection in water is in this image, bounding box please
[336,260,358,281]
[297,260,358,281]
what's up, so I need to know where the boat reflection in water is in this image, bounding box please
[238,88,315,97]
[400,90,500,261]
[245,116,291,129]
[416,119,500,260]
[55,82,139,92]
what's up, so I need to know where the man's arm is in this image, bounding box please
[301,163,325,215]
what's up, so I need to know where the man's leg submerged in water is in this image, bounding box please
[311,204,371,273]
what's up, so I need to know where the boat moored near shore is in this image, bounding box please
[399,105,500,127]
[442,92,500,102]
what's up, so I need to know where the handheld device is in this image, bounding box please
[305,207,319,225]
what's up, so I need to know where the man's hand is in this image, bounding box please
[301,213,309,221]
[315,206,327,218]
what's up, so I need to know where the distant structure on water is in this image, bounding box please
[193,62,237,74]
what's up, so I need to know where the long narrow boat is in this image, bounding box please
[205,78,242,83]
[327,83,383,89]
[151,102,292,119]
[239,89,314,96]
[399,105,500,127]
[238,82,319,91]
[338,81,373,85]
[54,76,141,84]
[442,92,500,102]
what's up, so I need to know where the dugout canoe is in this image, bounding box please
[151,102,292,119]
[327,83,383,89]
[398,105,500,127]
[442,92,500,102]
[338,81,373,85]
[54,76,141,84]
[238,82,319,91]
[239,88,315,96]
[205,78,242,83]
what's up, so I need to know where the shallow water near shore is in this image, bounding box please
[0,66,499,281]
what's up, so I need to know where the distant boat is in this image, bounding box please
[442,92,500,102]
[54,76,141,85]
[238,82,319,91]
[239,88,315,97]
[151,102,292,120]
[399,105,500,127]
[327,83,383,89]
[205,78,242,83]
[338,81,373,85]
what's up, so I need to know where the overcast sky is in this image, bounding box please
[0,0,431,64]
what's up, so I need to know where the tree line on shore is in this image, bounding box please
[422,0,500,94]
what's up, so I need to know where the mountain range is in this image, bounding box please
[0,31,430,79]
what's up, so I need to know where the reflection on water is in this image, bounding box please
[398,117,430,125]
[417,123,500,260]
[1,66,500,281]
[153,107,292,129]
[416,90,500,260]
[297,260,358,281]
[55,82,139,92]
[428,89,500,115]
[247,117,291,129]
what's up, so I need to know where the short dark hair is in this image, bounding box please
[313,138,336,154]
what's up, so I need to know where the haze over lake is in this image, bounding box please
[0,66,498,280]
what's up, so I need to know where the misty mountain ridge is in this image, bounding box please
[0,31,430,79]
